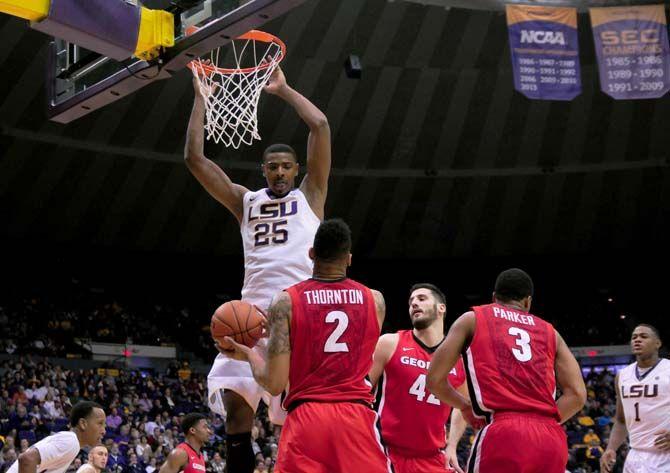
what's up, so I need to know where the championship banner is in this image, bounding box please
[590,5,670,99]
[506,5,581,100]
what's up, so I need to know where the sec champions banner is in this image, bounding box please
[506,4,581,100]
[590,5,670,99]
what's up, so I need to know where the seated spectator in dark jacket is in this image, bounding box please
[107,443,127,472]
[123,453,144,473]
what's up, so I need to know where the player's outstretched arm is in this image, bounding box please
[427,312,475,412]
[601,373,628,473]
[17,447,40,473]
[185,77,249,223]
[369,334,398,390]
[224,291,291,396]
[554,330,587,424]
[158,448,187,473]
[264,66,331,219]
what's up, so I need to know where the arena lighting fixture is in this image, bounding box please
[388,0,670,12]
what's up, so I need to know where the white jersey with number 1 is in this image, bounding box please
[240,188,320,310]
[618,358,670,451]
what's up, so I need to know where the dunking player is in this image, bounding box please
[225,219,392,472]
[159,413,211,473]
[369,283,468,473]
[426,268,586,473]
[601,324,670,473]
[185,61,330,473]
[7,401,106,473]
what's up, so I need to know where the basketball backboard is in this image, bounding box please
[47,0,306,123]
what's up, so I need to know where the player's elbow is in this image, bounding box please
[568,382,587,409]
[311,114,329,131]
[184,151,205,166]
[425,371,441,395]
[266,382,285,397]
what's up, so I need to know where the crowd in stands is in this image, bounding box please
[0,355,628,473]
[0,357,280,473]
[0,268,641,473]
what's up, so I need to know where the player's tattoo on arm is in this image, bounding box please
[267,293,292,356]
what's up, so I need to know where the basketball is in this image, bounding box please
[211,300,265,349]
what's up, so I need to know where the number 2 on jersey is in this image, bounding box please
[409,374,440,405]
[508,327,532,362]
[324,311,349,353]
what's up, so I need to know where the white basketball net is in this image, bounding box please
[190,33,284,148]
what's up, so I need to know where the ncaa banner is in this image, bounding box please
[590,5,670,99]
[506,5,581,100]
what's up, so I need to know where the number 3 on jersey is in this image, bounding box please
[409,374,440,405]
[508,327,532,362]
[324,311,349,353]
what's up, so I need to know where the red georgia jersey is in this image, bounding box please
[175,443,206,473]
[465,303,560,422]
[282,278,381,410]
[378,330,466,456]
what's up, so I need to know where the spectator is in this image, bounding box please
[135,436,151,459]
[107,408,123,432]
[208,452,225,473]
[0,449,17,473]
[577,409,595,428]
[107,443,126,472]
[585,439,604,471]
[583,428,600,445]
[123,453,143,473]
[144,458,157,473]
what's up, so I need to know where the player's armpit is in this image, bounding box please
[369,334,398,390]
[370,289,386,331]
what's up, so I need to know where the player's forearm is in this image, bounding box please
[605,420,628,453]
[185,97,206,162]
[276,86,328,131]
[246,350,276,394]
[428,377,469,411]
[556,388,586,424]
[447,409,467,448]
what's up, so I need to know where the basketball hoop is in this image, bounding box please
[188,29,286,149]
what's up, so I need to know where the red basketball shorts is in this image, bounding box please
[467,413,567,473]
[274,402,392,473]
[388,448,455,473]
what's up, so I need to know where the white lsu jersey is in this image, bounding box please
[240,188,320,310]
[618,358,670,451]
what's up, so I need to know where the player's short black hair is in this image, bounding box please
[410,283,446,306]
[313,219,352,262]
[70,401,103,427]
[262,143,297,162]
[636,324,662,341]
[181,413,207,434]
[494,268,534,302]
